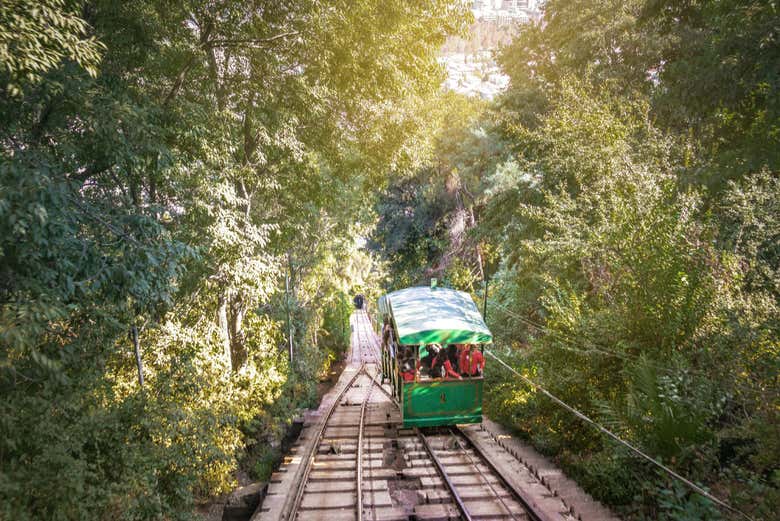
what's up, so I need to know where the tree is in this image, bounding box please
[0,1,470,518]
[497,0,780,191]
[373,3,780,517]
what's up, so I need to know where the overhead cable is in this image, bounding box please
[489,301,713,378]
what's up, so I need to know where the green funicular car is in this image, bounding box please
[377,286,492,428]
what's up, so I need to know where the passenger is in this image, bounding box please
[420,344,437,373]
[458,344,469,376]
[430,344,462,379]
[455,344,469,372]
[382,318,392,345]
[397,346,415,381]
[459,345,485,377]
[399,345,412,364]
[400,358,415,382]
[446,344,460,373]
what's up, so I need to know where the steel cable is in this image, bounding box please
[485,350,755,521]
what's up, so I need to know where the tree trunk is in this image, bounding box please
[285,253,294,364]
[149,174,157,204]
[467,205,485,281]
[131,325,144,388]
[129,175,140,207]
[229,296,246,371]
[217,293,232,368]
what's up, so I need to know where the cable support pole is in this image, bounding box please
[485,350,755,521]
[482,275,489,323]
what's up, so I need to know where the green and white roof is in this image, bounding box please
[381,286,492,345]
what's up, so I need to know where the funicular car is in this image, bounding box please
[377,286,492,427]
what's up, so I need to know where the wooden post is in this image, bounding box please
[131,325,144,388]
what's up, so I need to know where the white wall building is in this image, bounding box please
[472,0,542,24]
[442,0,543,99]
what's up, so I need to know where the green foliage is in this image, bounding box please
[477,80,778,518]
[598,357,720,460]
[0,0,105,96]
[373,92,505,290]
[655,481,723,521]
[569,451,642,507]
[717,171,780,297]
[498,0,780,191]
[374,3,779,518]
[1,1,466,519]
[252,445,281,483]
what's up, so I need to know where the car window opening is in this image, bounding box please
[399,343,485,382]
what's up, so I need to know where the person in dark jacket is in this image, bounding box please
[400,357,416,382]
[429,344,461,379]
[420,344,437,374]
[446,344,460,373]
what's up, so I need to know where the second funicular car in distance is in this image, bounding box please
[377,285,492,427]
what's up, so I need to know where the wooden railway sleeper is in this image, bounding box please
[415,428,473,521]
[357,367,381,521]
[454,426,548,521]
[447,429,521,521]
[282,363,366,521]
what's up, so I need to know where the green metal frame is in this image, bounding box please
[402,378,483,427]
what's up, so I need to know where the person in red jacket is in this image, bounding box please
[455,344,468,371]
[459,344,485,377]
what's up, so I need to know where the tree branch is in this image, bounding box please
[208,31,299,48]
[162,19,214,106]
[68,195,141,246]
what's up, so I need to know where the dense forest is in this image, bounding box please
[0,1,469,519]
[1,1,778,521]
[373,1,778,520]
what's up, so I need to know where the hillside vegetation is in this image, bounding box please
[2,2,777,520]
[0,1,468,519]
[372,1,779,520]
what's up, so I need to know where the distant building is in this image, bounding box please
[473,0,542,24]
[442,0,544,99]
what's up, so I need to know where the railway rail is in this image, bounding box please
[254,311,599,521]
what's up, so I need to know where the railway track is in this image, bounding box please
[411,427,576,521]
[255,311,582,521]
